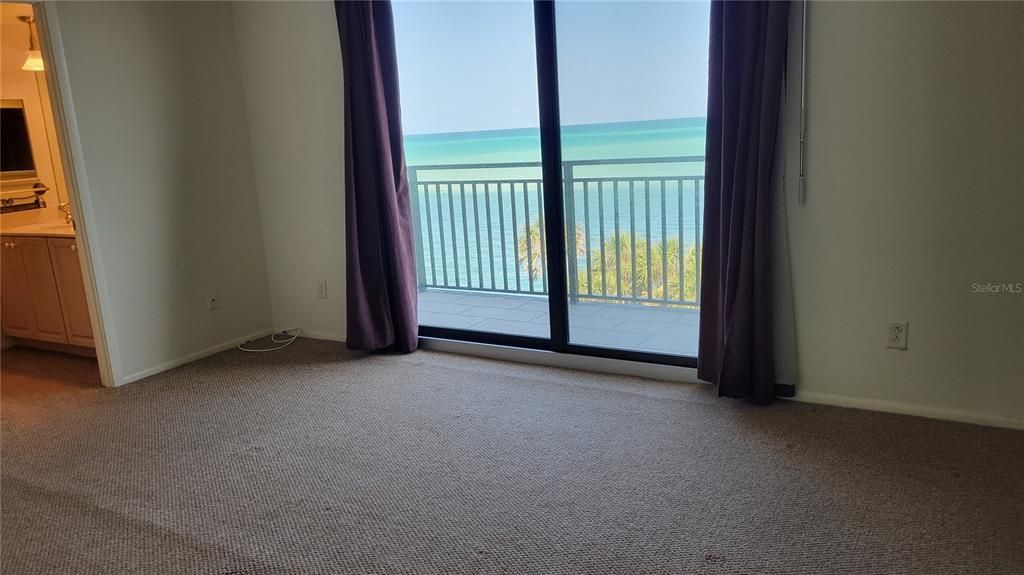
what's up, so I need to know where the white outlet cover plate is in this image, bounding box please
[887,321,908,350]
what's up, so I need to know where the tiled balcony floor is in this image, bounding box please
[418,288,699,357]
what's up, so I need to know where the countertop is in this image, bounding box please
[0,220,76,238]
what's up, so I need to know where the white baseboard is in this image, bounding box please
[793,390,1023,430]
[119,328,274,386]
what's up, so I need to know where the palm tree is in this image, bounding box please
[516,220,586,282]
[517,221,701,304]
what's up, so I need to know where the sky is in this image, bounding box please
[393,1,711,135]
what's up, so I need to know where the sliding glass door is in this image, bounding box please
[393,0,709,365]
[393,0,550,340]
[554,1,709,357]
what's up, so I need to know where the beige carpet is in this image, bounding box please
[1,340,1022,574]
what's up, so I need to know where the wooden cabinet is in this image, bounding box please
[48,238,94,347]
[19,237,69,343]
[0,237,37,339]
[0,235,94,348]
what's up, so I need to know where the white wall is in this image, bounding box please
[50,1,272,382]
[780,1,1024,428]
[231,1,346,342]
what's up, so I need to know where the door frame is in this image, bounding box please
[19,1,121,387]
[418,1,698,369]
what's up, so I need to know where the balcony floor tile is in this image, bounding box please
[417,290,469,304]
[419,301,474,315]
[565,302,605,317]
[614,319,690,337]
[565,314,623,330]
[514,301,551,314]
[459,306,546,322]
[456,295,534,309]
[589,306,686,323]
[470,318,551,338]
[418,311,484,330]
[640,334,699,356]
[418,289,698,356]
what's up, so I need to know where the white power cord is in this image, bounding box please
[237,328,302,353]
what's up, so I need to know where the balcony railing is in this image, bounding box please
[409,156,704,307]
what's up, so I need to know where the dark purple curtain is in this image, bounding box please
[336,1,418,353]
[698,1,790,403]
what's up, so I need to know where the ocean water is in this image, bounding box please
[404,117,707,294]
[405,116,707,166]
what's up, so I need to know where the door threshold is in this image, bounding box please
[419,336,701,384]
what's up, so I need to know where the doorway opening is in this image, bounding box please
[1,2,102,387]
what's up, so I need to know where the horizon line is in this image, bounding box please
[403,115,707,138]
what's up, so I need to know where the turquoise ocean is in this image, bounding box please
[404,117,707,292]
[405,116,707,166]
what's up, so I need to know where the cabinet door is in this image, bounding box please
[47,238,94,347]
[0,236,38,339]
[16,237,68,344]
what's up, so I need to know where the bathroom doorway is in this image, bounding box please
[1,2,109,388]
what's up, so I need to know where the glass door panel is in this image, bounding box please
[393,0,550,340]
[554,1,710,357]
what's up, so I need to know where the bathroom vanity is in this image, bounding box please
[1,222,93,349]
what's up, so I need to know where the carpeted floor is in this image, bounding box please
[1,340,1022,575]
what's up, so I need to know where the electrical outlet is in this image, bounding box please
[316,280,328,299]
[887,321,908,350]
[206,290,219,311]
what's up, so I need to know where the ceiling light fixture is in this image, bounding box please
[17,15,44,72]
